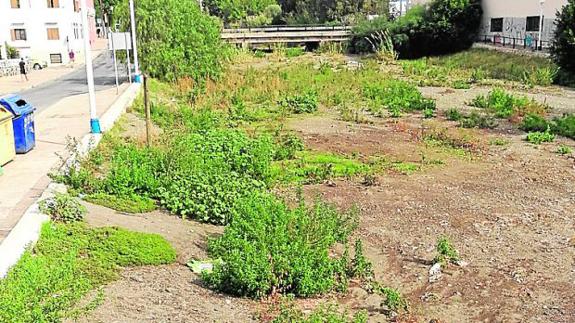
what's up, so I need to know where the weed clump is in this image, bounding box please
[39,193,86,223]
[520,114,550,132]
[434,236,460,266]
[556,144,573,155]
[203,193,358,298]
[526,128,555,144]
[279,91,318,114]
[84,193,156,213]
[445,108,463,121]
[363,79,435,116]
[459,112,497,129]
[471,88,548,119]
[552,114,575,139]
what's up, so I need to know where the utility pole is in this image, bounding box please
[538,0,546,50]
[129,0,140,82]
[82,0,100,134]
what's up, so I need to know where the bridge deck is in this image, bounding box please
[221,25,352,44]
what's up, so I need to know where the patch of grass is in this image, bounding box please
[203,192,358,298]
[489,137,510,146]
[423,126,481,156]
[423,108,435,119]
[274,133,305,161]
[526,128,555,144]
[391,162,420,175]
[0,222,175,322]
[279,91,318,114]
[39,193,86,223]
[552,114,575,139]
[519,114,550,132]
[434,236,460,266]
[271,151,370,184]
[556,144,573,155]
[270,298,368,323]
[84,193,157,213]
[459,112,497,129]
[285,47,305,58]
[445,108,463,121]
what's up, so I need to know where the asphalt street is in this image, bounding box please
[21,53,130,112]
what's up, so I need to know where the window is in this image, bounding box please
[11,29,26,41]
[526,16,540,32]
[490,18,503,32]
[50,54,62,64]
[47,28,60,40]
[11,0,20,8]
[47,0,59,8]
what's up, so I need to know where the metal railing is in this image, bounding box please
[222,24,352,33]
[478,34,551,51]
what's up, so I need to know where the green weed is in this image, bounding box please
[556,144,573,155]
[363,79,435,116]
[279,91,319,114]
[471,89,548,119]
[520,114,550,132]
[84,193,156,213]
[552,114,575,139]
[434,236,460,266]
[445,108,463,121]
[459,112,497,129]
[39,193,86,223]
[489,137,510,146]
[203,193,358,298]
[271,299,367,323]
[526,128,555,144]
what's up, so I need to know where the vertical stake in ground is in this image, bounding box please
[111,31,119,95]
[81,0,100,134]
[144,74,151,146]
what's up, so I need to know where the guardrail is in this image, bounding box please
[477,34,551,51]
[222,25,352,33]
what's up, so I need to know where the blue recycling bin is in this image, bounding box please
[0,95,36,154]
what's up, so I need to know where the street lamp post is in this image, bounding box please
[81,0,100,134]
[129,0,141,83]
[538,0,546,50]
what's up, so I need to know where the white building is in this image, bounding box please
[0,0,96,65]
[479,0,568,47]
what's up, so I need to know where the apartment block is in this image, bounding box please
[0,0,97,64]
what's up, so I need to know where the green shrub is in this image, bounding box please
[285,47,305,58]
[423,108,435,119]
[551,114,575,139]
[203,193,358,298]
[459,112,497,129]
[434,236,460,266]
[114,0,227,84]
[363,79,435,116]
[280,91,319,114]
[445,108,463,121]
[0,222,175,322]
[471,88,547,118]
[550,0,575,84]
[275,133,305,160]
[526,128,555,144]
[557,144,573,155]
[84,193,157,213]
[519,114,550,132]
[39,193,86,223]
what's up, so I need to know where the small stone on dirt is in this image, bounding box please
[429,263,442,283]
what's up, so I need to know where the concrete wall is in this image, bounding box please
[0,0,96,64]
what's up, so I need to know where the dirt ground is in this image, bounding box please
[75,65,575,322]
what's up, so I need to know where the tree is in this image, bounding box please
[550,0,575,83]
[114,0,227,83]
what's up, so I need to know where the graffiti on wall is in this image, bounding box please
[481,17,555,47]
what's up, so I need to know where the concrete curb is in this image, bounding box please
[0,82,141,278]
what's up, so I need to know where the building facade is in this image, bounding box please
[479,0,568,47]
[0,0,97,65]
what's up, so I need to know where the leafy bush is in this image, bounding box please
[526,128,555,144]
[423,108,435,119]
[363,79,435,116]
[279,91,319,114]
[550,0,575,84]
[39,193,86,223]
[557,144,573,155]
[350,0,482,58]
[519,114,550,132]
[84,193,156,214]
[0,222,175,322]
[114,0,227,83]
[203,193,358,298]
[275,133,305,160]
[445,108,463,121]
[552,114,575,139]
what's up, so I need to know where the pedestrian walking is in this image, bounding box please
[19,58,28,81]
[69,50,75,68]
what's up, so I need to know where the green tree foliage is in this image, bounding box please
[550,0,575,84]
[205,0,278,23]
[350,0,482,58]
[279,0,389,24]
[114,0,227,83]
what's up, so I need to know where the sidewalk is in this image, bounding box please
[0,84,129,242]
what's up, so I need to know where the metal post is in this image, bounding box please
[538,0,545,51]
[143,74,151,146]
[81,0,100,134]
[129,0,140,82]
[110,32,119,94]
[125,32,132,83]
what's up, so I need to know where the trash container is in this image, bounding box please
[0,106,16,166]
[0,94,36,154]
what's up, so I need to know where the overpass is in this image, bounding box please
[221,25,352,46]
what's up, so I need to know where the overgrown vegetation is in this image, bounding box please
[270,299,368,323]
[363,79,435,116]
[0,222,175,322]
[434,236,460,266]
[84,193,157,214]
[550,0,575,86]
[526,128,555,145]
[471,89,548,119]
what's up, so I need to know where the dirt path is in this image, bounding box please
[77,204,258,323]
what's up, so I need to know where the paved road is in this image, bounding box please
[21,53,130,112]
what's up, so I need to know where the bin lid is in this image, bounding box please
[0,107,12,123]
[0,94,35,117]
